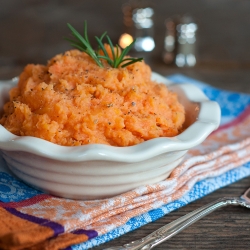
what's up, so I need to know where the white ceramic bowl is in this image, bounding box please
[0,73,221,199]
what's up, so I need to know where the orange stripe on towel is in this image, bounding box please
[0,207,54,250]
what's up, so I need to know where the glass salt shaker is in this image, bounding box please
[119,2,155,54]
[163,15,198,67]
[132,6,155,52]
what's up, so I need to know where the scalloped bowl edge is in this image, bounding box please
[0,73,221,199]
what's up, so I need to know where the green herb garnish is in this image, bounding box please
[66,21,143,68]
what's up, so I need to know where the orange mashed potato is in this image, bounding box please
[0,50,185,146]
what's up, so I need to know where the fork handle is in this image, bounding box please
[122,197,242,250]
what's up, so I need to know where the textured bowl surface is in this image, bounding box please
[0,73,221,199]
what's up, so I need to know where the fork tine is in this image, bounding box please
[241,187,250,203]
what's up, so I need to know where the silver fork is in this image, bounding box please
[103,187,250,250]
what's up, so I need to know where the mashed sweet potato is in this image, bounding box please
[0,50,185,146]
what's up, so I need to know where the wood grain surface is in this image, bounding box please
[1,1,250,249]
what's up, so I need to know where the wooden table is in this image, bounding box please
[1,1,250,249]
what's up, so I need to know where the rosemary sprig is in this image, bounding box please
[66,21,143,68]
[66,22,104,67]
